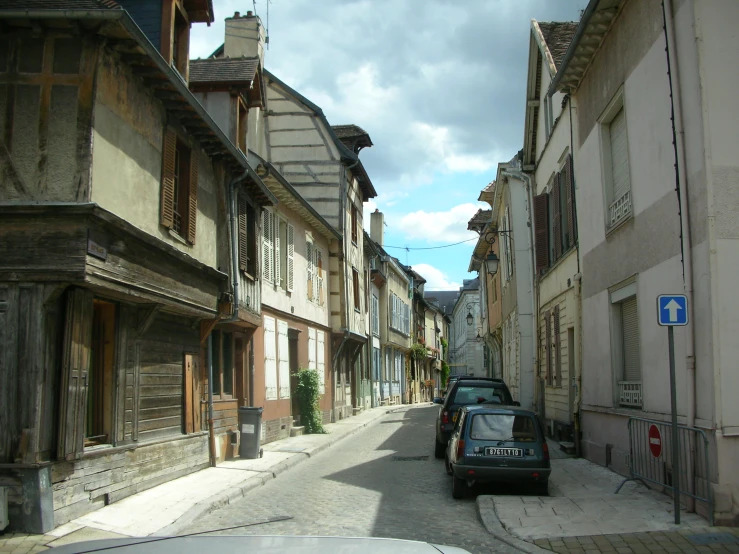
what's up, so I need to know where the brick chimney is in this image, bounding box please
[370,209,384,247]
[224,11,265,68]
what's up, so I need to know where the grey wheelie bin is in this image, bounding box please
[238,406,263,459]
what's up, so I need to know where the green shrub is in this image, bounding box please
[293,368,326,434]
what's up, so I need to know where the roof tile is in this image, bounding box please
[538,21,579,69]
[189,57,259,84]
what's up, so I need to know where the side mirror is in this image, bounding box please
[513,401,521,407]
[433,397,443,405]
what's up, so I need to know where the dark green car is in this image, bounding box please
[446,405,551,499]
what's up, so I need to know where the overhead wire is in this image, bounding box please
[381,236,479,251]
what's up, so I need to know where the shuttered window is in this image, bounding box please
[316,248,323,305]
[277,320,290,399]
[352,268,361,311]
[533,193,549,273]
[262,210,274,283]
[264,316,278,400]
[503,209,513,281]
[286,223,294,291]
[621,296,641,382]
[554,305,561,387]
[552,176,562,260]
[160,129,197,244]
[237,196,258,277]
[607,106,632,226]
[564,154,576,246]
[545,310,552,386]
[317,330,326,395]
[306,240,314,301]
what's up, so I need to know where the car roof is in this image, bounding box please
[456,376,506,383]
[461,405,537,416]
[452,379,506,387]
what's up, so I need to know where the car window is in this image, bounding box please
[450,385,505,405]
[469,414,537,441]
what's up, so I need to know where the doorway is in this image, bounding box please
[288,330,300,421]
[87,300,116,446]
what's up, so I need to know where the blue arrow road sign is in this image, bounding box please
[657,295,688,326]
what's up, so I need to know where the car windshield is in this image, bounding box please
[450,386,505,405]
[469,414,538,441]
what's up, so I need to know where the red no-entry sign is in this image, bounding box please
[648,424,662,458]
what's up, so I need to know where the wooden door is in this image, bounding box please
[184,353,200,433]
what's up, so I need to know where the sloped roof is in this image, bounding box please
[189,57,259,84]
[332,124,373,154]
[425,291,460,317]
[467,209,492,231]
[537,21,579,70]
[0,0,120,8]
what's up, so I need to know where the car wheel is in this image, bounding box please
[452,475,466,499]
[534,480,549,496]
[445,456,453,476]
[434,440,446,459]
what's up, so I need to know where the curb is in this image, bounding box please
[475,496,551,554]
[158,405,405,536]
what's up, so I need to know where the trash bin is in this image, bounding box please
[238,407,263,459]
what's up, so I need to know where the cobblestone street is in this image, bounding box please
[183,405,520,554]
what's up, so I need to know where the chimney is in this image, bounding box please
[370,209,384,247]
[224,10,266,68]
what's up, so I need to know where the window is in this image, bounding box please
[611,282,641,408]
[371,294,380,336]
[87,299,116,446]
[501,208,513,282]
[238,195,257,278]
[306,239,324,304]
[171,4,189,78]
[470,414,537,441]
[308,328,325,395]
[264,317,278,400]
[160,129,197,243]
[389,293,408,334]
[211,330,235,398]
[353,268,361,311]
[372,347,381,381]
[263,210,295,289]
[533,155,576,273]
[277,320,290,399]
[600,92,632,228]
[351,204,358,244]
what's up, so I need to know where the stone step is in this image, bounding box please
[559,441,576,455]
[290,426,305,437]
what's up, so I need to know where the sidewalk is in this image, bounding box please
[476,443,738,554]
[0,404,404,553]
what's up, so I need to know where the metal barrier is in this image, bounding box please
[616,417,713,526]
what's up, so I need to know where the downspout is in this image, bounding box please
[207,334,216,466]
[663,0,696,430]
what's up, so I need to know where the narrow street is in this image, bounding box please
[183,405,521,554]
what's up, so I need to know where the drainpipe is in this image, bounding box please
[573,272,583,458]
[501,169,539,411]
[663,0,696,430]
[207,333,216,467]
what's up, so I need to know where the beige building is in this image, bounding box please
[522,20,581,443]
[551,0,739,524]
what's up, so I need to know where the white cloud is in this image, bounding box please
[395,203,487,243]
[411,264,461,291]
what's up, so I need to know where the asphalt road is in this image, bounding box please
[183,404,522,554]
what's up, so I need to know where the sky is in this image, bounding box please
[191,0,588,291]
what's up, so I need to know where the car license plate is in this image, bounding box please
[485,447,523,457]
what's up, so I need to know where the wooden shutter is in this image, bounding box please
[316,248,324,305]
[610,108,630,201]
[553,305,561,387]
[564,154,577,245]
[262,210,273,282]
[187,151,198,244]
[274,218,281,287]
[264,316,278,400]
[621,297,641,381]
[533,193,549,273]
[58,288,94,460]
[308,328,317,370]
[160,128,177,229]
[306,241,314,301]
[552,177,562,260]
[277,320,290,399]
[286,223,295,291]
[317,330,325,395]
[238,196,248,272]
[545,310,552,386]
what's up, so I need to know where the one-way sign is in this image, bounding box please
[657,294,688,326]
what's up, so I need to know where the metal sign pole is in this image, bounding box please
[668,325,680,524]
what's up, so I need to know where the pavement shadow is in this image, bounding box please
[323,405,538,541]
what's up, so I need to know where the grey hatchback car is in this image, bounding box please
[446,405,551,499]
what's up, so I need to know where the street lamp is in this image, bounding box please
[479,229,513,277]
[465,302,479,326]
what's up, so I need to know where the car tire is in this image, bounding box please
[434,440,446,459]
[534,480,549,496]
[452,475,466,499]
[445,456,453,476]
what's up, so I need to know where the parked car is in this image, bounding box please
[433,378,516,458]
[445,405,551,498]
